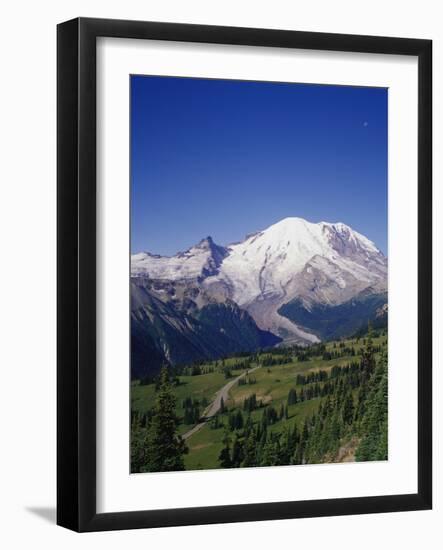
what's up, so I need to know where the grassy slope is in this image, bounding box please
[132,360,246,435]
[132,334,387,468]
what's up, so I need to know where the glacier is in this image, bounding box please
[131,217,387,346]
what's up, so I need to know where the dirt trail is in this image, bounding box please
[182,365,260,441]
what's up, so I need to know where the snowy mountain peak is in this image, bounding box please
[270,216,311,227]
[194,236,214,248]
[190,236,223,254]
[132,235,228,280]
[320,221,381,255]
[132,217,385,284]
[131,216,386,343]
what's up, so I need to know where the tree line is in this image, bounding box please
[131,331,387,472]
[215,335,387,468]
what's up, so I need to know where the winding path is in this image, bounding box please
[182,365,261,441]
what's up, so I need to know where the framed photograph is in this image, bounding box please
[57,17,432,531]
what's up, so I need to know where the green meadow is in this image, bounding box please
[131,332,387,470]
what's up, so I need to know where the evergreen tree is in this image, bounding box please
[242,429,257,467]
[231,436,244,467]
[261,433,279,466]
[183,408,193,425]
[143,367,187,472]
[360,328,376,378]
[287,388,298,405]
[342,392,355,425]
[236,409,244,430]
[219,446,232,468]
[219,430,232,468]
[356,352,388,461]
[131,413,147,473]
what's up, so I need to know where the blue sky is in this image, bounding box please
[131,76,387,255]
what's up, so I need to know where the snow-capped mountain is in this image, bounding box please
[132,217,387,343]
[132,236,228,280]
[209,217,385,305]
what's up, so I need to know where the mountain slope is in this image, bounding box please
[132,237,228,280]
[132,217,387,348]
[279,290,388,341]
[211,218,385,308]
[131,279,281,378]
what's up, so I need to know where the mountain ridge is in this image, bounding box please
[131,217,387,376]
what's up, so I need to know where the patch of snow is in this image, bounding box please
[131,216,387,343]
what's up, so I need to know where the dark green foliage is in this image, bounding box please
[355,351,388,461]
[243,393,258,412]
[231,436,244,467]
[262,405,279,426]
[218,446,232,468]
[228,409,244,431]
[212,332,386,469]
[219,431,232,468]
[242,429,258,467]
[131,412,148,473]
[342,392,355,425]
[210,414,222,430]
[297,334,383,464]
[224,367,233,379]
[134,325,388,473]
[238,375,257,386]
[183,398,201,425]
[260,355,292,367]
[287,388,297,406]
[260,433,280,466]
[134,367,188,472]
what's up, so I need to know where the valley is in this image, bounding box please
[131,329,388,472]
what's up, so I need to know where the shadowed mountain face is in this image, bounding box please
[131,280,281,379]
[278,290,388,341]
[131,217,387,377]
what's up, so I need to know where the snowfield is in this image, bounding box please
[131,217,387,343]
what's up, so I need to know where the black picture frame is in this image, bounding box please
[57,17,432,532]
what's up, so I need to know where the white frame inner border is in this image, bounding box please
[96,37,418,513]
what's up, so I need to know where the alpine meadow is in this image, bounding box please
[130,75,388,473]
